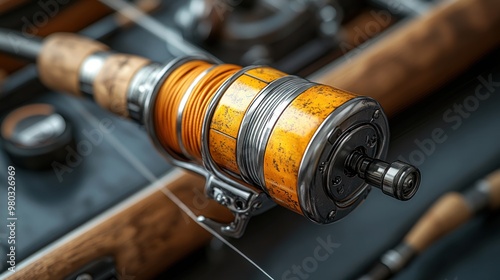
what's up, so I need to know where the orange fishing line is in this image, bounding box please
[154,60,212,155]
[181,64,241,159]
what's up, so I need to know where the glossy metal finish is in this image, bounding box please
[127,62,163,123]
[137,56,420,236]
[79,51,110,97]
[238,76,312,186]
[347,150,420,201]
[139,58,273,238]
[296,97,388,222]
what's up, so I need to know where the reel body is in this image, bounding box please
[137,57,397,236]
[35,34,420,238]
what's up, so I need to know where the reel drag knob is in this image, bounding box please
[346,150,420,201]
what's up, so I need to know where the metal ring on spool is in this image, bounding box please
[237,76,314,187]
[207,66,288,177]
[237,76,296,185]
[127,62,164,123]
[201,65,262,187]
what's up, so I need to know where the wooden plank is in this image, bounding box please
[315,0,500,116]
[5,169,232,280]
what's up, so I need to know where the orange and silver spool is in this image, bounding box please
[207,66,288,176]
[144,56,396,224]
[153,58,241,162]
[201,63,391,223]
[23,33,420,237]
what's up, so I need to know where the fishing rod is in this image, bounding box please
[358,169,500,280]
[0,30,420,238]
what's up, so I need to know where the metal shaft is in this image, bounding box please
[347,150,420,201]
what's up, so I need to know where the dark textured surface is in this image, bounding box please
[1,3,500,280]
[0,17,175,273]
[0,93,171,266]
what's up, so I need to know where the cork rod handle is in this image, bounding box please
[37,33,150,117]
[403,192,472,252]
[404,168,500,252]
[37,33,108,94]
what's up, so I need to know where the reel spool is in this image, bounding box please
[139,57,420,236]
[33,34,420,238]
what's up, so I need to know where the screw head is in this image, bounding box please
[319,162,326,173]
[332,176,341,185]
[336,185,344,194]
[328,209,336,220]
[366,134,377,148]
[215,193,227,205]
[252,202,262,210]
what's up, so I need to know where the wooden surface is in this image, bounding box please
[0,69,5,85]
[0,0,28,14]
[37,33,108,95]
[6,170,232,280]
[403,192,472,252]
[0,0,112,74]
[487,170,500,209]
[93,54,150,117]
[315,0,500,116]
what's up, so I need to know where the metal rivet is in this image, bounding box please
[215,193,227,205]
[319,162,326,173]
[332,176,341,185]
[328,209,336,220]
[336,185,344,194]
[252,202,262,210]
[366,134,377,148]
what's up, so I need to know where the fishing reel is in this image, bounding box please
[38,33,420,238]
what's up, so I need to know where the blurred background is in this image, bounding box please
[0,0,499,279]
